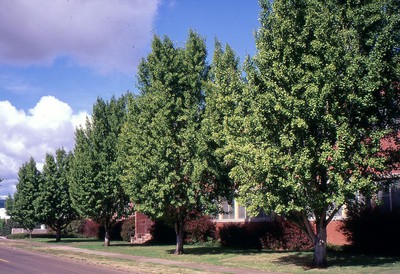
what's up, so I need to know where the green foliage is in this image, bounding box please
[202,41,241,202]
[63,218,86,237]
[118,31,232,254]
[8,158,40,232]
[0,218,20,236]
[221,0,400,267]
[120,218,135,242]
[70,95,131,245]
[6,233,30,239]
[35,148,77,241]
[5,194,14,216]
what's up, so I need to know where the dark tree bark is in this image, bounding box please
[174,220,185,255]
[55,226,61,242]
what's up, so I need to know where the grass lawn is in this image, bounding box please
[6,236,400,273]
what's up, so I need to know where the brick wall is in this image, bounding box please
[134,212,154,239]
[215,219,350,246]
[11,228,48,235]
[327,220,350,245]
[134,211,350,246]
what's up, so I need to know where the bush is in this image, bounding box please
[78,219,123,241]
[6,233,29,239]
[150,220,176,244]
[81,219,102,238]
[260,219,313,251]
[185,216,216,244]
[343,205,400,255]
[218,223,266,249]
[63,218,86,237]
[120,217,135,242]
[217,219,313,251]
[0,218,20,236]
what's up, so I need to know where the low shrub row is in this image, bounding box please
[217,220,313,250]
[6,206,399,254]
[343,206,400,255]
[148,217,313,251]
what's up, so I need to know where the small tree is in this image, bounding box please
[8,158,40,237]
[35,149,77,242]
[70,96,131,247]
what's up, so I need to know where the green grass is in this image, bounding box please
[9,236,400,273]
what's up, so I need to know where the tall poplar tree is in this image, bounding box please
[9,157,40,237]
[118,31,230,254]
[35,149,77,242]
[225,0,400,267]
[203,41,244,163]
[70,96,131,247]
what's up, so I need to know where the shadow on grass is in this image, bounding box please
[274,250,400,269]
[37,235,102,244]
[165,245,400,269]
[30,236,400,269]
[52,238,101,244]
[328,252,400,267]
[164,245,277,256]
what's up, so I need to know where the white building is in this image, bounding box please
[0,196,10,220]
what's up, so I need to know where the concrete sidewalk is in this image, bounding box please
[1,238,282,274]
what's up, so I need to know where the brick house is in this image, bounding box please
[133,135,400,246]
[132,199,350,245]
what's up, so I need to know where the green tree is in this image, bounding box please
[70,96,131,247]
[35,149,77,242]
[203,40,244,191]
[119,31,230,254]
[9,158,40,237]
[5,194,13,216]
[224,0,400,267]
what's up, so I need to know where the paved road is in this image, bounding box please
[0,239,277,274]
[0,245,137,274]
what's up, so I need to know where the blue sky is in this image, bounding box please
[0,0,260,195]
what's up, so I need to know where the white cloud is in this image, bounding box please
[0,96,88,195]
[28,96,73,129]
[0,0,160,74]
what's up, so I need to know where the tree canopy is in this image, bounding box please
[70,96,131,246]
[8,157,40,236]
[118,31,231,254]
[222,0,400,267]
[35,148,77,242]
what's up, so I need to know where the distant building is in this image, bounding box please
[0,196,10,220]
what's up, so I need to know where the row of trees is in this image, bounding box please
[7,0,400,268]
[7,96,132,245]
[7,151,76,242]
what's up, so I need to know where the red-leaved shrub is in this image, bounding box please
[185,216,216,243]
[218,219,312,251]
[81,219,101,238]
[261,220,313,251]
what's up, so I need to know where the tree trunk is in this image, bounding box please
[312,223,327,268]
[174,220,184,255]
[104,230,111,247]
[55,227,61,242]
